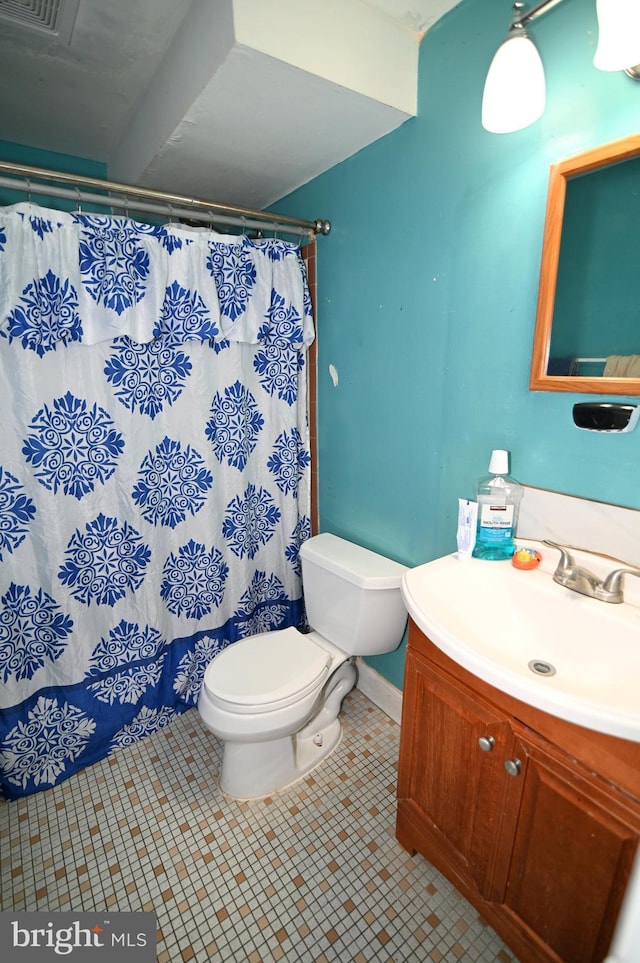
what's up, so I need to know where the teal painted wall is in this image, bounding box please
[274,0,640,689]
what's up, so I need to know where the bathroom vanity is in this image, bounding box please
[396,619,640,963]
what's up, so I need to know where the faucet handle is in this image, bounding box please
[597,567,640,604]
[543,540,575,573]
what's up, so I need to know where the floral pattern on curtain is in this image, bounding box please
[0,203,314,799]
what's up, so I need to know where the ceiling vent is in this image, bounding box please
[0,0,80,44]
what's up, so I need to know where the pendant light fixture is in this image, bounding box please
[483,0,640,134]
[482,23,545,133]
[593,0,640,74]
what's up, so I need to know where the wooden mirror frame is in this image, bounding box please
[529,133,640,395]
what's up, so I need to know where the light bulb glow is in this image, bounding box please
[482,33,545,134]
[594,0,640,71]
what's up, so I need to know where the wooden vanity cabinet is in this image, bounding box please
[396,620,640,963]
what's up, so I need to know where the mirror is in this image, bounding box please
[530,133,640,395]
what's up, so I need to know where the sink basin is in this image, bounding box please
[401,541,640,742]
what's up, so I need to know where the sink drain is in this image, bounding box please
[528,659,556,677]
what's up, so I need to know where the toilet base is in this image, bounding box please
[217,660,357,800]
[218,720,343,800]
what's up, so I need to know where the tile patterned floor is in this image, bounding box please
[0,688,518,962]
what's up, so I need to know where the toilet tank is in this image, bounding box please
[300,533,408,656]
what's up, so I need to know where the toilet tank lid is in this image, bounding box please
[300,533,407,589]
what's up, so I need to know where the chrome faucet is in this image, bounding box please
[543,540,640,604]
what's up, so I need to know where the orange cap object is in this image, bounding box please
[512,548,542,570]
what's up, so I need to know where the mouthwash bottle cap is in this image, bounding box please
[489,449,509,474]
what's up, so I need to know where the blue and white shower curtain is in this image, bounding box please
[0,203,313,799]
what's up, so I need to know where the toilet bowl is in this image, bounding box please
[198,533,408,799]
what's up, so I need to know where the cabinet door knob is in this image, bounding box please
[478,735,495,752]
[504,758,522,777]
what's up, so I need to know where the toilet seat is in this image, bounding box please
[203,626,331,714]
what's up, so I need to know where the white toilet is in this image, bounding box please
[198,533,408,799]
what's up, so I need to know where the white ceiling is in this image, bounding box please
[0,0,460,210]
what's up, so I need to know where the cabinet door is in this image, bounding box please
[505,729,640,963]
[398,651,522,900]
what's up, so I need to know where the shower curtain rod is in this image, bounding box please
[0,161,331,239]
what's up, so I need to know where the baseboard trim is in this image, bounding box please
[355,658,402,725]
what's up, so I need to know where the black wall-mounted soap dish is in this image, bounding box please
[573,403,639,433]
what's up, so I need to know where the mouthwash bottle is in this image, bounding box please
[472,449,523,560]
